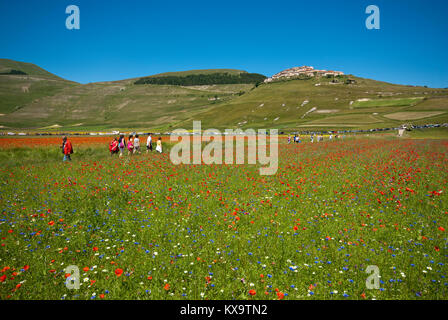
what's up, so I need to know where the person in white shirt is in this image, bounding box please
[146,133,152,154]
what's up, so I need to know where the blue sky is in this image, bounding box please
[1,0,447,87]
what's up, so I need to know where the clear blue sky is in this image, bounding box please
[1,0,447,87]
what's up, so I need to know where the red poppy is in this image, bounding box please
[0,275,6,282]
[115,268,123,277]
[93,246,99,251]
[164,283,170,290]
[249,289,256,296]
[23,265,29,271]
[438,226,445,232]
[277,292,285,300]
[83,267,89,272]
[435,246,440,252]
[48,221,54,226]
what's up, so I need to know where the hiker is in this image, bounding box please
[146,133,153,153]
[118,134,126,158]
[287,135,291,144]
[127,135,134,156]
[109,137,119,156]
[62,136,73,161]
[133,134,140,154]
[156,137,162,153]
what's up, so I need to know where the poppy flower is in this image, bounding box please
[249,289,256,296]
[23,265,29,271]
[48,221,54,226]
[0,275,6,282]
[93,247,99,251]
[164,283,170,291]
[277,292,285,300]
[83,267,90,272]
[115,268,123,277]
[438,226,445,232]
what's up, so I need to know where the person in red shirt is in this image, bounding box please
[109,137,119,156]
[62,136,73,161]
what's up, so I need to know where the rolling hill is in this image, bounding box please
[1,59,447,132]
[187,75,448,131]
[0,59,77,117]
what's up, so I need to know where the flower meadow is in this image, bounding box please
[0,137,447,300]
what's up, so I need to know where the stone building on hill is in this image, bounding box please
[264,66,344,83]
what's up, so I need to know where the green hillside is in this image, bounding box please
[182,75,448,131]
[0,65,255,130]
[1,60,448,131]
[0,59,77,116]
[0,59,67,80]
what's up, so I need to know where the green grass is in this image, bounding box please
[0,138,447,300]
[352,97,425,108]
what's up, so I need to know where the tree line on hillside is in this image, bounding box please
[134,72,266,86]
[0,69,27,75]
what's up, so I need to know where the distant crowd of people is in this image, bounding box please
[288,133,341,144]
[60,133,162,161]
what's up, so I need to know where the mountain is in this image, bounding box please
[1,60,447,131]
[0,59,77,116]
[0,62,256,130]
[0,59,69,81]
[190,73,448,130]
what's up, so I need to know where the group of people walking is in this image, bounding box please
[60,133,163,162]
[109,134,163,157]
[288,133,341,144]
[288,135,302,144]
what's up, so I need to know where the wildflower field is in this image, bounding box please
[0,136,447,300]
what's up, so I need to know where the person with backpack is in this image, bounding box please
[109,137,119,156]
[118,134,126,158]
[127,135,134,156]
[62,136,73,161]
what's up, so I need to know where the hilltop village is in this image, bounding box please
[264,66,344,83]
